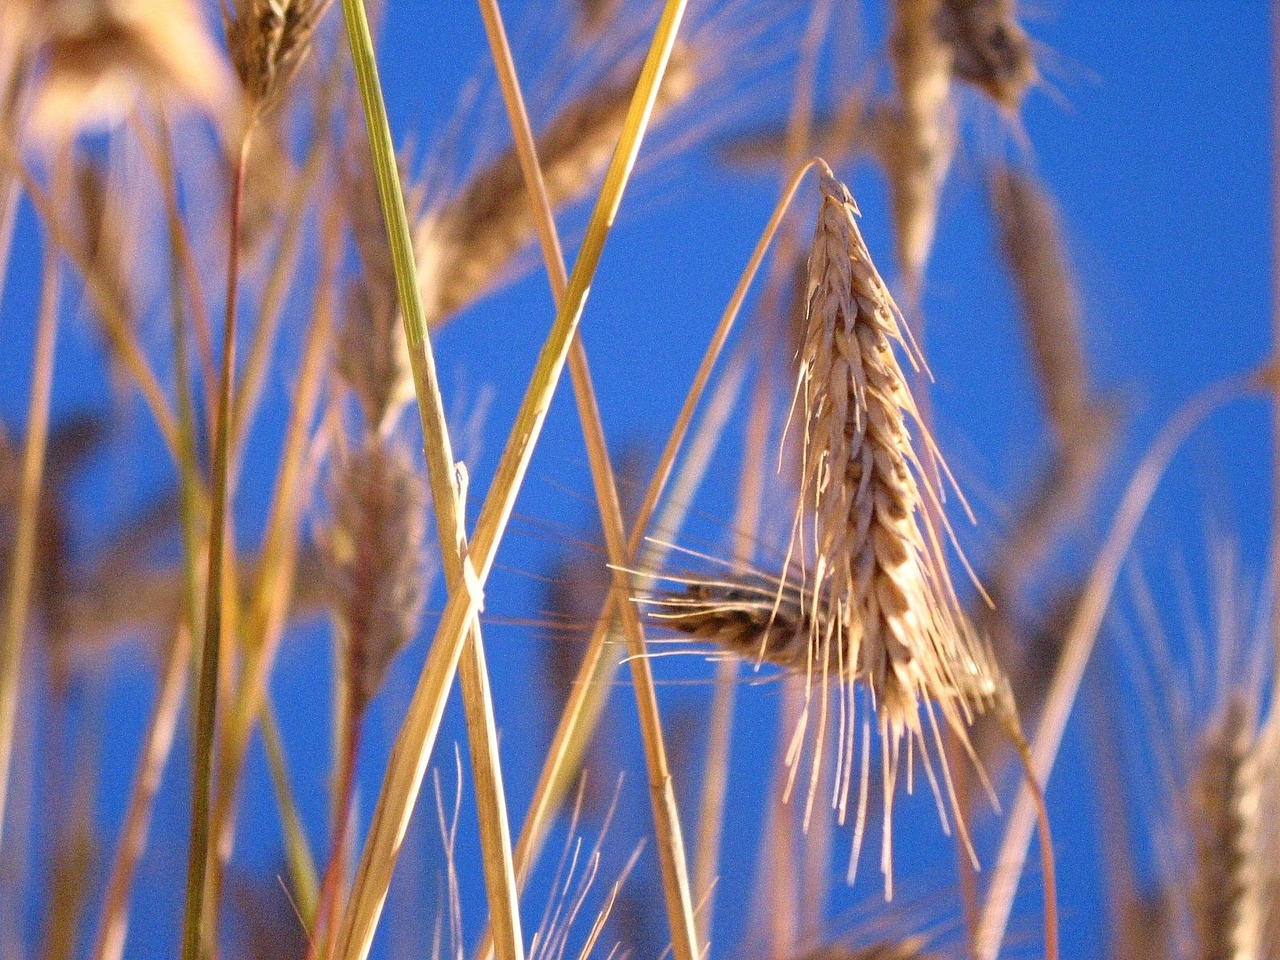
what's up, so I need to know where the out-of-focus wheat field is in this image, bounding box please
[0,3,1274,960]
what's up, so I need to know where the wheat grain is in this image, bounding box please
[223,0,331,111]
[320,439,427,720]
[1190,696,1259,960]
[937,0,1036,112]
[416,44,696,325]
[26,0,232,140]
[883,0,955,290]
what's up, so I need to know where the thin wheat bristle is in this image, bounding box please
[223,0,331,110]
[1190,695,1259,960]
[24,0,233,139]
[883,0,955,290]
[416,44,697,325]
[320,440,427,719]
[937,0,1037,112]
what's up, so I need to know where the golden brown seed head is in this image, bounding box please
[222,0,329,110]
[417,44,697,325]
[1191,696,1260,960]
[937,0,1037,112]
[321,441,427,719]
[884,0,955,289]
[794,164,993,735]
[25,0,233,140]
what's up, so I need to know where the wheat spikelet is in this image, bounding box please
[883,0,955,290]
[792,162,1003,884]
[25,0,233,140]
[989,166,1096,451]
[647,165,1004,891]
[1190,696,1260,960]
[223,0,330,111]
[937,0,1037,112]
[337,143,414,434]
[320,439,427,719]
[416,45,697,325]
[794,164,992,731]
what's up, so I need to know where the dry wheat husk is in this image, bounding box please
[648,164,1006,891]
[1190,696,1259,960]
[320,439,427,719]
[789,164,994,740]
[223,0,330,112]
[937,0,1037,112]
[883,0,956,291]
[24,0,232,140]
[416,45,696,325]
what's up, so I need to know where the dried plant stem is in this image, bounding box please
[180,126,255,960]
[501,165,814,916]
[0,177,19,326]
[136,109,217,429]
[475,4,699,959]
[332,5,689,958]
[8,160,179,455]
[260,699,320,924]
[90,626,192,960]
[231,59,342,458]
[698,3,832,942]
[0,245,60,851]
[332,5,524,960]
[210,198,339,914]
[340,2,522,959]
[974,368,1271,960]
[502,344,747,913]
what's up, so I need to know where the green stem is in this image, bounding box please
[180,125,255,960]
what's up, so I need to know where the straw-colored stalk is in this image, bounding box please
[473,5,699,959]
[90,627,192,960]
[498,168,811,938]
[884,0,955,293]
[331,4,690,957]
[179,125,255,960]
[6,160,179,454]
[0,245,60,852]
[209,199,339,919]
